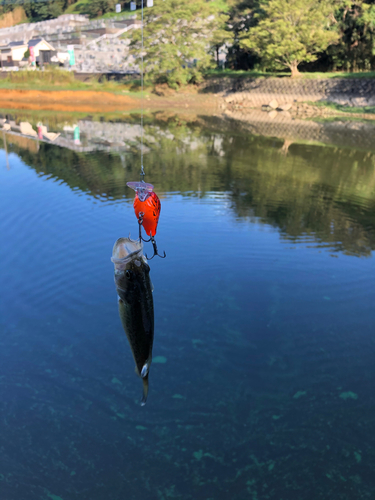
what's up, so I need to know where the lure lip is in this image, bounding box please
[111,237,143,270]
[127,181,154,202]
[126,181,154,192]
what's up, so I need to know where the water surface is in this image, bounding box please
[1,115,375,500]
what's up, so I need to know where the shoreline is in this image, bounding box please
[1,84,375,122]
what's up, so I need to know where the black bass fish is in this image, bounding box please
[111,237,154,406]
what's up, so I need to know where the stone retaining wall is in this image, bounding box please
[203,76,375,107]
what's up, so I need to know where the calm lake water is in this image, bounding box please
[1,114,375,500]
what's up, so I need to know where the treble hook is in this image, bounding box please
[146,235,166,260]
[138,212,151,243]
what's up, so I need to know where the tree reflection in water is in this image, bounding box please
[2,112,375,257]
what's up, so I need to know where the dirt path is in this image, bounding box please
[0,89,137,113]
[0,88,219,114]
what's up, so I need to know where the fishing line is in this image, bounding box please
[141,0,144,180]
[126,0,166,259]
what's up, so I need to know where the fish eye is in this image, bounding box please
[125,270,133,280]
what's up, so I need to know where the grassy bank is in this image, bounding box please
[309,101,375,115]
[2,67,375,95]
[0,68,153,96]
[3,68,375,92]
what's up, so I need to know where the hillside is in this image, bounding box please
[0,6,27,29]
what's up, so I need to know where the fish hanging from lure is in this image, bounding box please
[110,179,165,406]
[126,178,166,260]
[111,0,165,407]
[112,237,154,406]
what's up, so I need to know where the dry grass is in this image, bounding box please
[3,67,78,86]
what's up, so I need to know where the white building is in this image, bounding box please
[0,40,27,66]
[28,38,55,60]
[0,37,55,67]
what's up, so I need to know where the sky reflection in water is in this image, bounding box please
[0,115,375,500]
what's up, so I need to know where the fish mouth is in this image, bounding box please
[111,237,143,270]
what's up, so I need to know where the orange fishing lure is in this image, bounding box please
[133,191,161,238]
[127,181,165,259]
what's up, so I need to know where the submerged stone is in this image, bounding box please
[46,494,64,500]
[339,391,358,400]
[153,356,167,364]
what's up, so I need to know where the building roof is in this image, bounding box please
[9,41,27,47]
[28,38,43,47]
[0,40,27,50]
[28,38,55,51]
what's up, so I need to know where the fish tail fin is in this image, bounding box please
[141,374,149,406]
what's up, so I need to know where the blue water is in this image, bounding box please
[1,120,375,500]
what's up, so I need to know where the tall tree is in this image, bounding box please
[327,0,375,71]
[225,0,261,70]
[129,0,230,87]
[240,0,339,76]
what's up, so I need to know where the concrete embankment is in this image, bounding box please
[203,76,375,109]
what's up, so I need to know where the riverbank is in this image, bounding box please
[2,74,375,119]
[210,76,375,111]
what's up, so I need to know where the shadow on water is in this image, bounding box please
[2,112,375,257]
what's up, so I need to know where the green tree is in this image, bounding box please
[82,0,116,18]
[129,0,230,87]
[0,0,24,15]
[240,0,339,76]
[1,0,79,19]
[225,0,262,70]
[206,0,233,68]
[326,0,375,72]
[23,0,63,21]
